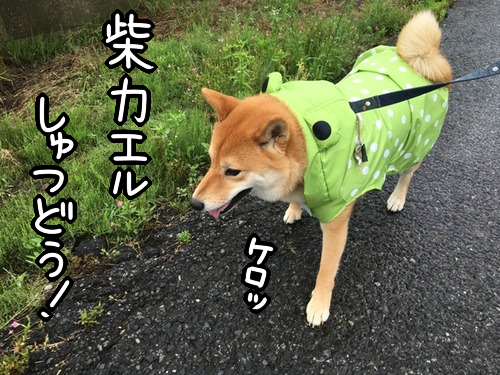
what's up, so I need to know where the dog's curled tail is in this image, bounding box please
[397,10,452,83]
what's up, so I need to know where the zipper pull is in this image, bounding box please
[355,143,368,165]
[354,114,368,165]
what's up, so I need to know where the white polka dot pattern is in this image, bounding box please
[324,45,450,220]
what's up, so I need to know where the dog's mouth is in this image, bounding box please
[208,188,253,219]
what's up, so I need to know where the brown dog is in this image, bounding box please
[191,11,452,326]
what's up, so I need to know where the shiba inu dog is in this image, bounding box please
[191,11,452,326]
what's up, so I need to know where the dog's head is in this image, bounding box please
[190,88,306,218]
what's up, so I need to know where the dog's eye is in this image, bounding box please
[225,168,241,176]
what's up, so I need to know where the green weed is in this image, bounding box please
[0,27,100,64]
[0,271,44,329]
[100,248,120,260]
[78,301,103,326]
[0,318,32,375]
[104,198,156,239]
[222,39,256,97]
[176,230,192,245]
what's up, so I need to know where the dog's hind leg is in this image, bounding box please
[387,162,422,212]
[283,202,303,224]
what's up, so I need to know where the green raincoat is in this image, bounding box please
[263,46,449,222]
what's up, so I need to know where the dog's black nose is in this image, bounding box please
[190,197,205,211]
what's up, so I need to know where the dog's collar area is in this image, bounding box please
[220,188,253,216]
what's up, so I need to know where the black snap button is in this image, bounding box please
[261,76,269,93]
[312,121,331,141]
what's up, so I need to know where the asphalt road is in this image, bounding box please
[26,0,499,374]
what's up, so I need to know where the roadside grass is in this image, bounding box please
[0,0,453,370]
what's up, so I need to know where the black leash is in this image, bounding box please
[349,60,500,114]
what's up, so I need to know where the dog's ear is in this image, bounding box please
[201,88,240,122]
[257,118,289,153]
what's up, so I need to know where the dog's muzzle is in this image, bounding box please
[190,188,253,219]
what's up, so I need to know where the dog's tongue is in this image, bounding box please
[208,201,230,219]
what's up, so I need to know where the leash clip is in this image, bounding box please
[354,114,368,165]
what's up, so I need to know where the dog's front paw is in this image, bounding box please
[387,191,406,212]
[306,290,332,327]
[283,203,302,224]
